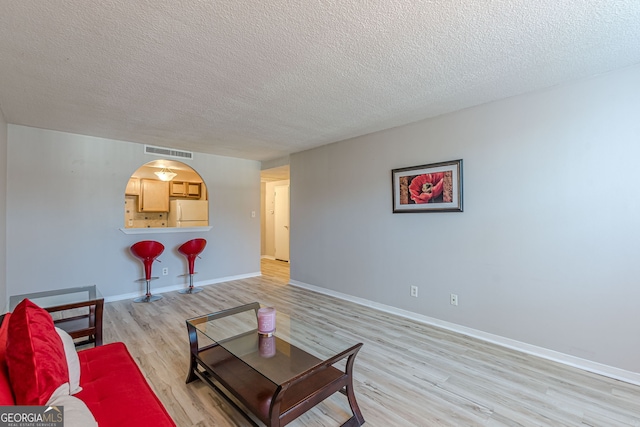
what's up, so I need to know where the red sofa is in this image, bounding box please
[0,300,175,427]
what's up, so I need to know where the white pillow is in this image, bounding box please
[46,393,98,427]
[55,327,82,394]
[49,382,71,402]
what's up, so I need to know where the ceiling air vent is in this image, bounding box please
[144,145,194,160]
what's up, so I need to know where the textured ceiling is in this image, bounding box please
[1,1,639,161]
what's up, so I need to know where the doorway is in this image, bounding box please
[274,184,290,262]
[260,165,290,279]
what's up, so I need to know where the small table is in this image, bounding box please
[9,285,104,347]
[186,302,365,427]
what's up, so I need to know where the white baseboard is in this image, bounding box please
[290,279,640,386]
[104,272,262,303]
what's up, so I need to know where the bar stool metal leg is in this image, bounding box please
[135,278,163,302]
[178,239,206,294]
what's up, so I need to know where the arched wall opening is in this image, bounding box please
[124,160,208,229]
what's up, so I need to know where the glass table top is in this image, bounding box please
[9,285,102,311]
[187,302,352,385]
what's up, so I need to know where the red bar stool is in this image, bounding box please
[130,240,165,303]
[178,238,207,294]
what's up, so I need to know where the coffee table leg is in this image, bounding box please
[186,322,199,383]
[186,356,199,383]
[343,384,365,426]
[344,352,365,426]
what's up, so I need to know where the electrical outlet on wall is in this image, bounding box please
[450,293,458,306]
[410,286,418,297]
[162,267,169,276]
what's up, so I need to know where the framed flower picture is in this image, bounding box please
[392,159,463,213]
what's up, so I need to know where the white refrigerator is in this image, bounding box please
[168,200,208,227]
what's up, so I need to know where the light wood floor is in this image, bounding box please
[102,259,640,426]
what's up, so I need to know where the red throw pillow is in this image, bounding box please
[6,299,69,405]
[0,313,12,368]
[0,313,16,405]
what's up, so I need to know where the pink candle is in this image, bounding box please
[257,307,276,336]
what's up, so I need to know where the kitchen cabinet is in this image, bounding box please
[138,179,169,212]
[170,181,201,198]
[125,178,140,196]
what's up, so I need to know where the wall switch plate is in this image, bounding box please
[410,286,418,297]
[450,293,458,306]
[251,211,256,218]
[162,267,169,276]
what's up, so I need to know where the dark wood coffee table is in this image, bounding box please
[186,302,365,426]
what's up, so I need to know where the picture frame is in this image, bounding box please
[392,159,463,213]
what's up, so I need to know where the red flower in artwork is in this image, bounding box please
[408,173,445,204]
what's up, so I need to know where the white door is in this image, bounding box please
[274,185,290,262]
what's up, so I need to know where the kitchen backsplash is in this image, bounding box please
[124,197,168,228]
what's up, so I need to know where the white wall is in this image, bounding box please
[6,126,261,299]
[0,110,7,310]
[290,65,640,375]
